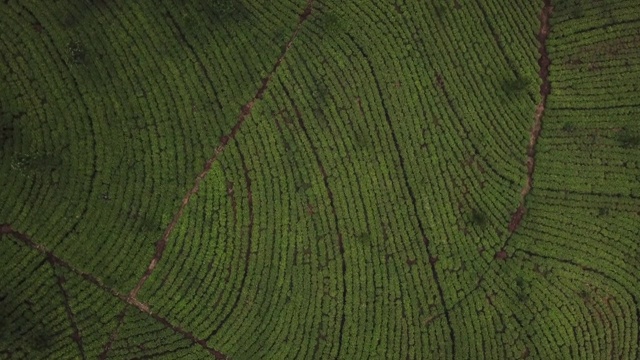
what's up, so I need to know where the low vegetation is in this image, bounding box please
[1,0,638,359]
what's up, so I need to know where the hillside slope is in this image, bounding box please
[1,0,639,358]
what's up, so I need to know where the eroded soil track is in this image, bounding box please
[416,0,556,324]
[508,0,553,234]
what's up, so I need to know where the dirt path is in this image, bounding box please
[417,0,555,323]
[1,224,226,359]
[97,308,128,360]
[508,0,553,234]
[1,225,121,299]
[51,261,86,360]
[127,0,315,302]
[5,1,316,357]
[2,223,88,358]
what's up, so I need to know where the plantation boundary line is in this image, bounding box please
[49,258,86,360]
[0,224,227,359]
[0,225,126,299]
[421,0,556,323]
[345,33,457,358]
[97,307,128,360]
[507,0,553,236]
[127,0,316,302]
[281,83,349,356]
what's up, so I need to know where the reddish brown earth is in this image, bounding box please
[305,203,316,216]
[356,97,366,117]
[494,250,509,261]
[413,1,556,324]
[106,1,315,356]
[508,0,553,234]
[508,205,526,233]
[1,225,131,303]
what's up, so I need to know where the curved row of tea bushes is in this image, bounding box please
[506,1,640,359]
[2,0,639,358]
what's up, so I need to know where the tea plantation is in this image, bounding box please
[1,0,639,359]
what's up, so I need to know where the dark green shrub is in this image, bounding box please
[67,40,86,65]
[616,129,640,148]
[501,76,531,95]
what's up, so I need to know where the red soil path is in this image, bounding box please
[410,0,556,323]
[508,0,553,234]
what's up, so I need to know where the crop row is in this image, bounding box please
[129,0,555,357]
[2,0,639,358]
[306,0,535,298]
[0,237,82,358]
[0,0,307,297]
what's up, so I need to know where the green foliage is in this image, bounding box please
[561,122,575,133]
[577,289,591,301]
[501,75,531,95]
[468,208,487,227]
[0,0,639,359]
[317,11,346,34]
[200,0,247,20]
[10,152,61,175]
[67,40,87,65]
[615,129,640,148]
[556,0,585,18]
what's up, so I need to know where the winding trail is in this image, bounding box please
[50,259,86,360]
[0,224,227,359]
[399,0,555,326]
[0,224,123,299]
[97,307,128,360]
[127,0,315,303]
[508,0,553,234]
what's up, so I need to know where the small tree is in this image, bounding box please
[469,209,487,227]
[616,129,640,148]
[501,76,531,95]
[562,122,575,133]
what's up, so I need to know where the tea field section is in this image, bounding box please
[1,0,639,359]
